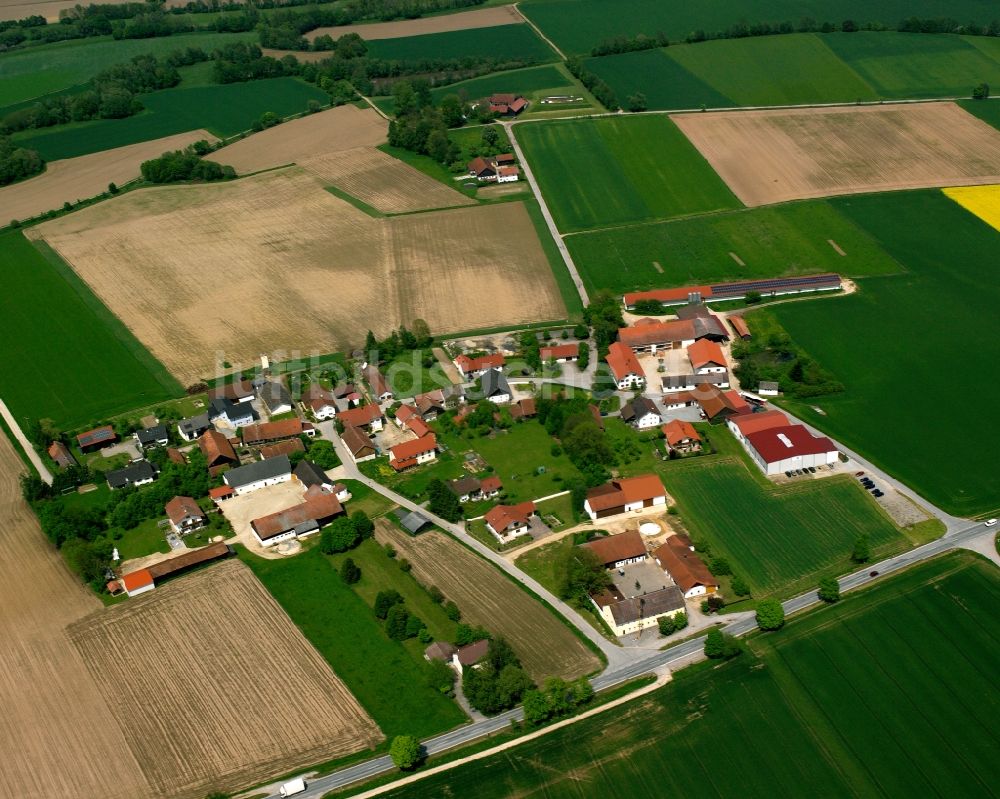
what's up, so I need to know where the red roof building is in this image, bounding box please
[623,286,713,308]
[121,568,154,597]
[540,342,579,362]
[339,404,383,430]
[242,419,311,446]
[200,429,238,470]
[662,419,701,450]
[584,475,667,520]
[728,410,789,441]
[484,501,536,541]
[653,534,718,598]
[745,424,838,475]
[687,338,727,371]
[47,441,76,469]
[605,341,645,389]
[583,530,647,569]
[76,425,116,452]
[209,485,235,503]
[455,353,506,378]
[389,434,438,471]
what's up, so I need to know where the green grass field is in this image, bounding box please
[15,78,329,161]
[521,0,1000,54]
[516,115,741,232]
[0,232,180,429]
[379,551,1000,798]
[663,455,906,597]
[767,190,1000,517]
[957,97,1000,130]
[0,31,256,107]
[366,24,556,63]
[565,200,903,294]
[238,546,467,739]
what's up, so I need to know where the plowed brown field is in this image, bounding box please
[0,434,150,799]
[0,129,215,223]
[213,104,386,174]
[374,521,599,681]
[672,102,1000,206]
[305,4,521,41]
[303,146,474,212]
[69,559,381,799]
[0,0,77,20]
[31,167,565,383]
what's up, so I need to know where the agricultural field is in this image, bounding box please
[0,0,79,21]
[29,167,566,384]
[673,102,1000,207]
[943,183,1000,230]
[15,77,331,161]
[566,200,903,294]
[374,523,601,681]
[0,231,180,428]
[379,551,1000,799]
[239,546,467,739]
[958,96,1000,132]
[304,146,474,213]
[69,560,381,799]
[520,0,1000,54]
[365,24,556,63]
[305,4,522,41]
[0,433,151,799]
[0,31,256,107]
[769,190,1000,517]
[516,115,741,232]
[663,455,906,597]
[1,129,214,223]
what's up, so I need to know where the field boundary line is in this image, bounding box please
[0,399,51,484]
[513,2,566,60]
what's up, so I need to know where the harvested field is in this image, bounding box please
[31,167,564,383]
[0,0,77,20]
[305,5,521,41]
[213,104,386,174]
[672,102,1000,207]
[0,432,150,799]
[303,145,473,212]
[69,559,381,799]
[0,129,214,223]
[374,521,600,682]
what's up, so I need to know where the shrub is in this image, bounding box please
[389,735,422,770]
[756,599,785,631]
[818,576,840,603]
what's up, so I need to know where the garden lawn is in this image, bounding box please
[238,546,466,739]
[661,456,906,597]
[516,115,740,232]
[0,31,257,107]
[565,200,903,294]
[0,232,180,429]
[15,78,329,161]
[379,551,1000,798]
[385,351,455,399]
[365,25,556,62]
[766,189,1000,517]
[116,517,171,562]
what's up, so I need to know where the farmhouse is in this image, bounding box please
[209,380,255,404]
[414,387,461,419]
[593,583,686,637]
[497,165,521,183]
[209,397,257,428]
[199,429,239,473]
[121,568,154,598]
[448,475,503,503]
[260,438,305,459]
[107,459,157,490]
[258,381,293,416]
[250,491,344,547]
[455,353,506,379]
[165,495,207,535]
[479,369,512,404]
[242,418,314,447]
[662,419,701,453]
[691,385,751,421]
[76,425,116,453]
[583,530,647,569]
[620,397,661,430]
[687,339,727,373]
[394,404,420,428]
[178,413,212,442]
[488,93,527,115]
[540,342,579,363]
[135,424,168,449]
[224,455,292,495]
[389,434,438,471]
[745,425,839,476]
[339,403,384,431]
[729,315,752,340]
[661,391,695,411]
[653,534,718,598]
[618,315,727,354]
[605,341,645,389]
[47,441,76,469]
[510,397,537,420]
[424,641,458,663]
[301,384,338,419]
[727,409,790,443]
[363,365,394,403]
[452,639,490,674]
[583,475,667,521]
[341,424,377,462]
[209,485,234,504]
[485,501,536,543]
[660,372,729,392]
[467,156,497,181]
[622,274,843,309]
[120,542,234,595]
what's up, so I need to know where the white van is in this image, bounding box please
[279,777,307,797]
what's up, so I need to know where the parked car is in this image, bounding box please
[855,471,865,477]
[807,466,816,473]
[873,489,884,497]
[785,471,792,477]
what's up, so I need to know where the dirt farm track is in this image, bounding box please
[673,102,1000,206]
[30,167,565,383]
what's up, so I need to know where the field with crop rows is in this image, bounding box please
[663,457,905,597]
[374,523,601,681]
[15,77,329,161]
[517,115,740,232]
[0,231,180,428]
[769,190,1000,517]
[239,547,467,739]
[565,200,903,294]
[305,4,522,41]
[365,24,555,62]
[379,551,1000,799]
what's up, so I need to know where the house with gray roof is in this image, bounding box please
[107,459,158,490]
[479,369,511,405]
[223,454,292,495]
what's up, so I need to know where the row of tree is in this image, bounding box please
[139,146,236,183]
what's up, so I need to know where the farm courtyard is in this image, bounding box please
[29,167,566,384]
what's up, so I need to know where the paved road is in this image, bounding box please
[0,399,53,484]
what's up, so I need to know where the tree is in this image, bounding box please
[709,556,731,576]
[374,589,403,619]
[439,93,465,127]
[973,82,991,100]
[577,341,590,370]
[319,516,359,553]
[704,627,725,658]
[818,576,840,603]
[851,533,871,563]
[424,658,455,694]
[427,478,463,522]
[745,290,762,304]
[444,600,461,621]
[481,125,500,150]
[340,557,361,584]
[731,575,751,597]
[385,603,410,640]
[554,544,611,603]
[389,734,422,770]
[626,91,647,112]
[351,510,374,539]
[756,598,785,631]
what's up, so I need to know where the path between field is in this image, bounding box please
[0,399,52,484]
[503,121,590,307]
[513,2,566,60]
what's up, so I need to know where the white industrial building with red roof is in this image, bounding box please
[745,425,839,475]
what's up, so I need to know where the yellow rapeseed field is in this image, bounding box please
[942,184,1000,232]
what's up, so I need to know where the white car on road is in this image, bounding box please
[985,519,998,527]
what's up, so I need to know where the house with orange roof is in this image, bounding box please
[389,434,438,471]
[583,474,667,521]
[605,341,645,390]
[654,534,718,598]
[484,501,536,543]
[121,568,154,597]
[339,403,384,432]
[540,342,579,363]
[687,339,727,373]
[454,353,506,379]
[727,409,790,443]
[662,420,701,453]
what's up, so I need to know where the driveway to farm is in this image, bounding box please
[0,399,53,484]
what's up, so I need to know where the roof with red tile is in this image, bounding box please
[121,568,153,592]
[455,353,506,374]
[485,501,536,532]
[583,530,646,566]
[389,433,437,463]
[662,419,701,446]
[687,338,726,370]
[242,419,305,445]
[746,425,837,463]
[199,429,237,466]
[251,493,343,541]
[605,341,643,382]
[730,410,789,437]
[339,404,382,428]
[624,286,713,306]
[164,495,203,525]
[540,342,579,361]
[654,535,717,593]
